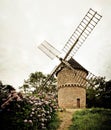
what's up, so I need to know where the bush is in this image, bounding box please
[69,108,111,130]
[0,86,60,130]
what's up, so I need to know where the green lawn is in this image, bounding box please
[69,108,111,130]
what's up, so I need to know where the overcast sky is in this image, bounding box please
[0,0,111,89]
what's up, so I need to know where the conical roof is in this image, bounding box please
[68,57,88,73]
[56,57,88,76]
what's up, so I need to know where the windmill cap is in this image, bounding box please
[68,57,88,74]
[56,57,88,76]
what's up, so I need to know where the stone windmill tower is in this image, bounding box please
[38,8,102,109]
[56,58,88,108]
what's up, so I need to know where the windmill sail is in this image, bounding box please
[63,8,102,60]
[42,63,62,87]
[38,40,61,59]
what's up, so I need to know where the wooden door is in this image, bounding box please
[77,98,80,108]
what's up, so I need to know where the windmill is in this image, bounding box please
[38,8,102,108]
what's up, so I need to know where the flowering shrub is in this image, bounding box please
[0,85,60,130]
[25,92,59,130]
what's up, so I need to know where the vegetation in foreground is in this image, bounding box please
[0,72,60,130]
[69,108,111,130]
[1,71,111,130]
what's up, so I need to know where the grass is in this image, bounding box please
[69,108,111,130]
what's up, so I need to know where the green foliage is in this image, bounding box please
[19,71,57,93]
[0,81,60,130]
[69,108,111,130]
[86,77,111,108]
[47,112,60,130]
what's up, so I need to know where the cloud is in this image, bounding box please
[0,0,111,88]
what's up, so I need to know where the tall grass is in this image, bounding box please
[69,108,111,130]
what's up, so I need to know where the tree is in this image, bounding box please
[19,71,57,93]
[0,82,15,107]
[19,83,30,94]
[29,72,46,87]
[99,80,111,108]
[86,77,111,108]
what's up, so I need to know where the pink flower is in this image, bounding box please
[24,119,28,123]
[35,103,38,105]
[17,104,21,108]
[2,98,6,101]
[30,114,33,117]
[28,120,33,124]
[31,112,34,115]
[32,108,35,111]
[17,97,22,101]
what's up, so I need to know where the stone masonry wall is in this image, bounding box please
[58,85,86,108]
[57,67,87,88]
[57,67,87,108]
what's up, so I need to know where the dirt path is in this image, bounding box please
[57,109,80,130]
